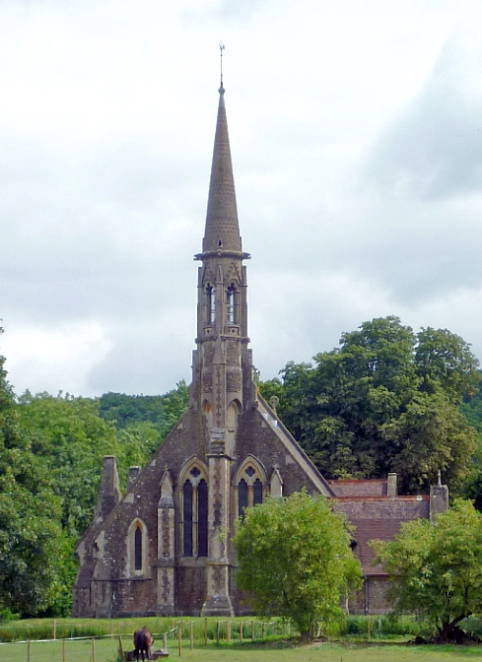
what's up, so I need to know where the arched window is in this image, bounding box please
[236,458,266,518]
[134,525,143,571]
[206,284,215,324]
[226,284,236,324]
[253,478,263,506]
[127,518,148,577]
[238,479,248,518]
[180,461,209,558]
[183,481,193,557]
[198,479,208,557]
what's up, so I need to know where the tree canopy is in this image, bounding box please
[0,334,189,617]
[0,332,62,616]
[373,499,482,643]
[233,491,362,639]
[260,316,480,493]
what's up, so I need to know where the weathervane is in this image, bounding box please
[219,42,225,89]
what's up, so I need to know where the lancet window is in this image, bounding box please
[236,459,266,518]
[127,518,148,576]
[181,463,208,557]
[226,284,236,324]
[206,284,216,324]
[134,526,142,571]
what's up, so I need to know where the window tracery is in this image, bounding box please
[236,458,266,518]
[180,461,208,557]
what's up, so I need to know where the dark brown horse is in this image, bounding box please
[133,627,154,661]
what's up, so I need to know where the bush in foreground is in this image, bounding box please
[234,491,362,640]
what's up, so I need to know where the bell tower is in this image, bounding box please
[193,78,253,616]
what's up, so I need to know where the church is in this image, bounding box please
[73,81,448,618]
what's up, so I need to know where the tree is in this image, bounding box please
[259,317,480,493]
[373,499,482,643]
[0,332,62,616]
[233,491,362,640]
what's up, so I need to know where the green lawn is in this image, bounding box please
[0,639,480,662]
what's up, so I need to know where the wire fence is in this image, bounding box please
[0,619,288,662]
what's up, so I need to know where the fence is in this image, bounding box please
[0,618,288,662]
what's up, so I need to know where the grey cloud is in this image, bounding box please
[367,36,482,200]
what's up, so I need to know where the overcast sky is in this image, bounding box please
[1,0,481,397]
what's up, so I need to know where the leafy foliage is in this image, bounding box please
[0,333,62,616]
[0,324,189,618]
[373,499,482,642]
[260,317,480,493]
[234,491,362,639]
[98,382,189,437]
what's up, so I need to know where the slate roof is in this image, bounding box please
[333,496,430,575]
[329,478,388,497]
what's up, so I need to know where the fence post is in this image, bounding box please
[216,620,220,644]
[204,618,208,646]
[239,621,243,642]
[118,636,124,661]
[227,619,231,643]
[163,632,168,653]
[27,640,31,662]
[178,625,182,656]
[62,637,66,662]
[251,621,255,641]
[189,621,194,649]
[53,619,57,640]
[91,638,96,662]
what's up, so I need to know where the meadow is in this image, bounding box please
[0,617,480,662]
[0,638,481,662]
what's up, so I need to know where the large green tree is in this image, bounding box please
[374,499,482,643]
[233,491,362,640]
[0,332,62,616]
[260,317,479,492]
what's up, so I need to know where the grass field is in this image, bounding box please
[0,638,481,662]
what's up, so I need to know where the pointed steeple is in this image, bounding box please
[202,86,242,254]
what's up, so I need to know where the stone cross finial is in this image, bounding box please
[219,42,225,90]
[269,395,280,414]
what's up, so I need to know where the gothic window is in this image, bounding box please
[197,479,208,557]
[236,458,266,518]
[134,525,142,571]
[238,479,248,518]
[180,462,209,558]
[183,481,193,556]
[226,284,236,324]
[127,518,148,577]
[253,478,263,506]
[206,284,215,324]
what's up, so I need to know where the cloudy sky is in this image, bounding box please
[1,0,481,397]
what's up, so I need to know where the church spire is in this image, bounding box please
[202,80,242,254]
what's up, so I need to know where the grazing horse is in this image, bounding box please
[133,627,154,661]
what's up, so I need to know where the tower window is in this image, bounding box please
[207,285,216,324]
[227,285,236,324]
[181,463,209,558]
